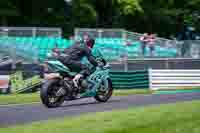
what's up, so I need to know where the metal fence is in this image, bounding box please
[124,31,174,47]
[75,28,174,44]
[0,27,62,37]
[0,27,62,67]
[75,28,200,58]
[74,28,125,40]
[1,27,200,72]
[75,28,200,72]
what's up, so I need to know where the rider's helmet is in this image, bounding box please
[82,33,95,49]
[86,38,95,49]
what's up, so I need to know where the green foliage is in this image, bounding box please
[0,0,19,25]
[0,93,39,105]
[72,1,97,26]
[1,0,200,37]
[117,0,143,15]
[0,0,19,16]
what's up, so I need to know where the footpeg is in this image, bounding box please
[56,88,66,97]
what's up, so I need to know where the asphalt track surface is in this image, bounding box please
[0,92,200,128]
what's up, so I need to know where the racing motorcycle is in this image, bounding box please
[40,50,113,108]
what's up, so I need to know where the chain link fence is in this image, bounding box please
[0,27,62,68]
[1,27,200,72]
[0,27,62,37]
[75,28,177,48]
[75,28,125,40]
[75,28,200,71]
[75,28,200,58]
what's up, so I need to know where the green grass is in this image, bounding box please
[0,93,40,105]
[1,100,200,133]
[0,89,150,105]
[114,89,151,96]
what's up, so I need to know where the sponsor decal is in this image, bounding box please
[0,75,10,89]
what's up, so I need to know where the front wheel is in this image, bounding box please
[40,79,65,108]
[94,78,113,102]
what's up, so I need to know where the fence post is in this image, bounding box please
[11,48,16,70]
[32,27,36,38]
[58,29,62,37]
[2,27,9,37]
[122,30,126,45]
[165,58,169,69]
[74,28,79,39]
[124,56,128,72]
[98,29,102,38]
[148,68,153,90]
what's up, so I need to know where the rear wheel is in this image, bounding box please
[94,78,113,102]
[40,79,65,108]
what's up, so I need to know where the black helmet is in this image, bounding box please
[82,33,95,48]
[86,38,95,48]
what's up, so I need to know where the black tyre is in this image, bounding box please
[94,78,113,102]
[40,79,65,108]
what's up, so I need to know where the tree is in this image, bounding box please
[71,0,97,27]
[0,0,19,25]
[1,0,200,37]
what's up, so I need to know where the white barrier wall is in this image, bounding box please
[149,69,200,90]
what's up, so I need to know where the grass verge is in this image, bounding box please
[114,89,151,96]
[0,89,150,105]
[0,93,40,105]
[1,100,200,133]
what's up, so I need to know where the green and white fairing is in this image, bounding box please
[46,48,110,97]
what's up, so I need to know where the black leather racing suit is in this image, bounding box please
[58,42,98,76]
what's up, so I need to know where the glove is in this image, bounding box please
[96,58,106,67]
[73,74,83,88]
